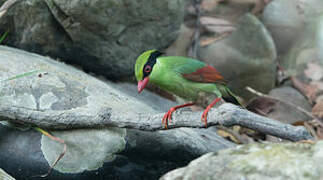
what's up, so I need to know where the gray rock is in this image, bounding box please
[262,0,323,54]
[0,46,157,125]
[0,169,14,180]
[123,127,235,180]
[281,16,323,76]
[262,0,306,54]
[198,13,277,100]
[317,15,323,64]
[262,0,323,76]
[267,86,312,124]
[0,45,135,173]
[165,24,194,57]
[0,0,186,79]
[161,141,323,180]
[0,46,234,179]
[126,127,235,160]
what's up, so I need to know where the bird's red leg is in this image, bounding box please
[162,102,195,129]
[201,98,221,127]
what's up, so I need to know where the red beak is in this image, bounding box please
[138,77,149,93]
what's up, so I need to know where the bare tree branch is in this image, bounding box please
[0,0,19,18]
[0,103,312,142]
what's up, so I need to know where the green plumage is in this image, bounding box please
[135,50,241,106]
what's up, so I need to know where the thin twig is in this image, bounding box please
[0,0,19,18]
[304,121,318,140]
[192,0,202,58]
[33,127,67,177]
[200,31,231,47]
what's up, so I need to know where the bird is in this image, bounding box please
[134,49,241,128]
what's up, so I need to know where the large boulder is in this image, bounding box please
[161,141,323,180]
[262,0,323,76]
[0,0,186,80]
[262,0,323,54]
[0,46,234,179]
[198,14,277,100]
[280,14,323,76]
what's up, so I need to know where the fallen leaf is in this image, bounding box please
[291,76,318,103]
[304,62,323,81]
[200,16,235,34]
[247,97,278,115]
[199,32,230,46]
[201,0,219,12]
[217,129,241,144]
[310,81,323,92]
[316,95,323,102]
[251,0,266,14]
[200,37,219,46]
[216,126,253,144]
[312,100,323,118]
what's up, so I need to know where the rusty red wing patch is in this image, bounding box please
[182,65,225,83]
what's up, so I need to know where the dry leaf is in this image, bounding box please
[312,100,323,118]
[310,81,323,92]
[200,16,235,34]
[291,76,318,103]
[316,128,323,140]
[200,37,220,46]
[251,0,266,14]
[216,126,253,144]
[201,0,219,12]
[217,129,241,144]
[304,62,323,81]
[302,120,323,140]
[199,32,230,46]
[316,95,323,102]
[247,97,278,115]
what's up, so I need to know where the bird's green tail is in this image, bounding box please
[219,86,243,106]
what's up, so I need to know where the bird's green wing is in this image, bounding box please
[159,56,225,83]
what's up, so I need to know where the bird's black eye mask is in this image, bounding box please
[143,51,163,78]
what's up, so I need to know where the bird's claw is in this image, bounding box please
[162,108,175,129]
[201,113,208,127]
[201,97,221,128]
[161,103,195,129]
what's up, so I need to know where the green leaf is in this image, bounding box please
[0,29,9,44]
[1,70,41,82]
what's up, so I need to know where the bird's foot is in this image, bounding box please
[162,108,175,129]
[162,103,195,129]
[201,98,221,127]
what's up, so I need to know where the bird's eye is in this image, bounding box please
[144,65,151,73]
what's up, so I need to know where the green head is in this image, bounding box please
[134,49,163,93]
